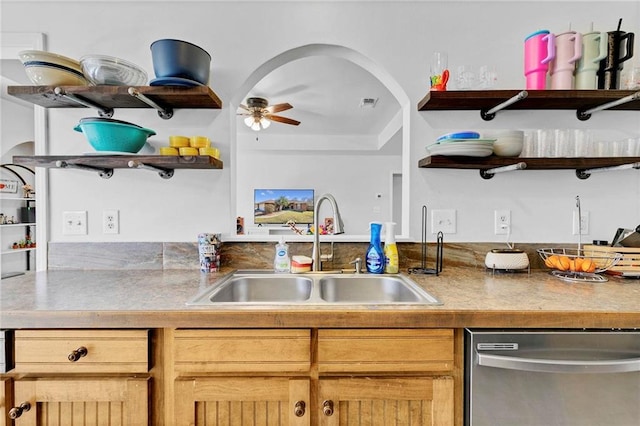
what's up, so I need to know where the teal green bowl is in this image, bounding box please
[74,120,156,153]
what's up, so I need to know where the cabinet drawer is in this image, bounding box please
[13,329,148,374]
[174,329,311,374]
[318,329,454,373]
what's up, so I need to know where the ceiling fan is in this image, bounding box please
[238,97,301,131]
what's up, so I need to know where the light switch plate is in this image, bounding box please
[62,211,87,235]
[431,209,456,234]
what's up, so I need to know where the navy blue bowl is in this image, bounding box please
[150,39,211,85]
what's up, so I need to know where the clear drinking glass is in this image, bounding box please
[430,51,449,91]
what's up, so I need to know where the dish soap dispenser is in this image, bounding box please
[274,236,291,273]
[366,222,385,274]
[384,222,399,273]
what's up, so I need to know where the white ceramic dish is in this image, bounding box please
[427,144,493,157]
[23,63,89,86]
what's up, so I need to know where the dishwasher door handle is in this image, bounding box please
[477,353,640,374]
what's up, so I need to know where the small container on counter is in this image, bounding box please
[198,233,222,273]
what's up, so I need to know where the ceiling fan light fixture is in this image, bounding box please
[244,116,254,127]
[250,120,261,131]
[259,117,271,129]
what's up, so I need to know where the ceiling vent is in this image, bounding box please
[359,97,378,108]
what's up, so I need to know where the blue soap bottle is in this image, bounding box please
[366,221,385,274]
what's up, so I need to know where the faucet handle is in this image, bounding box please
[350,257,362,274]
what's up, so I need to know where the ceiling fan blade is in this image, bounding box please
[265,103,293,114]
[266,114,300,126]
[238,104,250,112]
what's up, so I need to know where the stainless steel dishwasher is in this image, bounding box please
[465,329,640,426]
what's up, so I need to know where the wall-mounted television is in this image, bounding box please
[254,189,314,225]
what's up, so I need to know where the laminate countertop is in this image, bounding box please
[1,268,639,329]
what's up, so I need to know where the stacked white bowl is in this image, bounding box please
[482,130,524,157]
[18,50,89,86]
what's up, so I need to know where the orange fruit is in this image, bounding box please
[574,257,584,272]
[545,255,557,268]
[569,259,576,272]
[582,259,596,273]
[557,256,570,271]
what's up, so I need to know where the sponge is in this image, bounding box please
[291,255,312,273]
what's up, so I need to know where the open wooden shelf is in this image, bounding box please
[419,155,640,179]
[417,89,640,112]
[13,155,222,179]
[7,85,222,110]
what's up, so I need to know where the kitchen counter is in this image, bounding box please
[1,267,639,329]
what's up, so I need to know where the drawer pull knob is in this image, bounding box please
[68,346,88,362]
[323,400,334,416]
[9,402,31,419]
[294,400,306,417]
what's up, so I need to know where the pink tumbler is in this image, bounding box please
[550,31,583,89]
[524,30,556,90]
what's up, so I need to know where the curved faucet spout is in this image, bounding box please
[312,193,345,271]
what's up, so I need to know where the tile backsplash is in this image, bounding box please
[48,241,555,271]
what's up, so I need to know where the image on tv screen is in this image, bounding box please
[254,189,314,225]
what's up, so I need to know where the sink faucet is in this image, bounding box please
[312,193,345,271]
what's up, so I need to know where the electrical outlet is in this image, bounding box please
[494,210,511,235]
[103,210,119,234]
[62,211,87,235]
[573,210,589,235]
[431,209,456,234]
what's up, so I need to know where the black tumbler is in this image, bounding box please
[597,30,635,89]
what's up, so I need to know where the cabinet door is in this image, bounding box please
[1,378,11,426]
[12,377,148,426]
[318,376,453,426]
[174,377,310,426]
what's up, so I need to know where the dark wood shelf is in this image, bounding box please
[419,155,640,179]
[7,85,222,110]
[417,89,640,112]
[13,155,222,179]
[14,155,222,169]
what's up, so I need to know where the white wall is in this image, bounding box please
[1,1,639,245]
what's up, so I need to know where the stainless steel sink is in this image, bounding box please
[188,275,313,304]
[187,270,441,306]
[318,275,440,304]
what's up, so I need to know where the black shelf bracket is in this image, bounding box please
[577,90,640,121]
[576,161,640,179]
[53,87,114,117]
[480,90,528,120]
[54,160,113,179]
[127,160,174,179]
[480,161,527,179]
[128,88,173,119]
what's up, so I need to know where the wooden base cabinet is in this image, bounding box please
[174,377,310,426]
[4,330,149,425]
[171,328,454,426]
[318,377,453,425]
[11,377,148,425]
[317,329,454,426]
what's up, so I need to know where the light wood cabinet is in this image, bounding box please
[3,329,149,425]
[318,376,453,425]
[317,329,454,426]
[1,378,11,426]
[175,377,310,426]
[172,328,454,426]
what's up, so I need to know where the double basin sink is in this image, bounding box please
[187,270,442,306]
